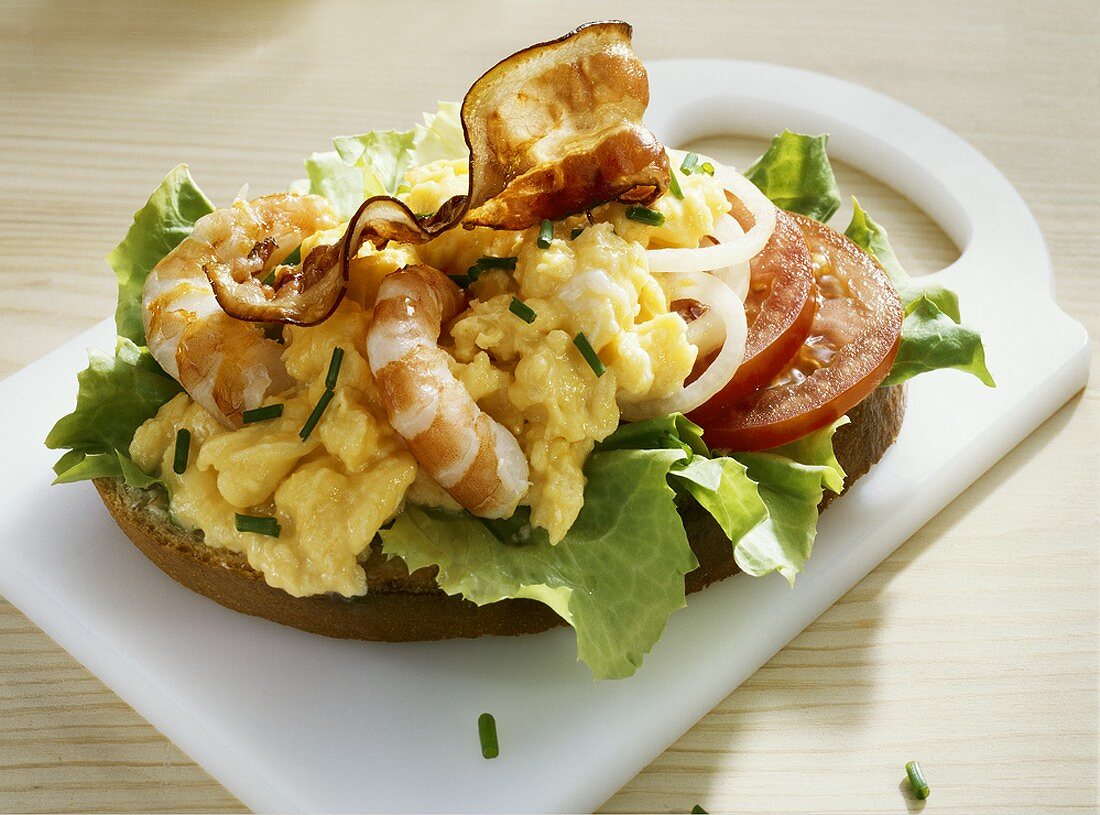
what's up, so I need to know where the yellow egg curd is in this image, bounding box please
[131,152,732,595]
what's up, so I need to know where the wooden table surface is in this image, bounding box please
[1,1,1096,812]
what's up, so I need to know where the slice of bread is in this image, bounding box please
[94,385,905,641]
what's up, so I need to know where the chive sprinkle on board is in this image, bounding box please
[242,404,284,424]
[235,513,281,538]
[905,760,930,800]
[508,297,537,324]
[537,218,553,248]
[299,388,335,440]
[478,713,499,759]
[625,205,666,227]
[691,806,708,814]
[325,346,345,390]
[172,428,191,475]
[573,332,605,377]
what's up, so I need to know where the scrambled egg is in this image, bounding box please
[130,299,418,598]
[131,153,731,594]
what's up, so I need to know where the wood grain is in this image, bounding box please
[1,1,1096,812]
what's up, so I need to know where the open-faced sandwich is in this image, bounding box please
[46,22,993,679]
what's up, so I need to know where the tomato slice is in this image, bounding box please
[698,212,903,452]
[688,205,816,421]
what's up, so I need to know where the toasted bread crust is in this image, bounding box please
[94,385,905,641]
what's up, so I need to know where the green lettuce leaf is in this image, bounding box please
[107,164,214,344]
[606,415,847,584]
[594,412,709,457]
[745,130,841,222]
[409,101,467,166]
[731,418,848,583]
[882,296,995,386]
[302,103,467,218]
[46,337,182,485]
[381,413,849,677]
[596,416,769,546]
[381,448,697,679]
[844,197,994,387]
[673,455,768,545]
[333,128,417,197]
[303,151,365,221]
[844,195,959,318]
[51,448,161,488]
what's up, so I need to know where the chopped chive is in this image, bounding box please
[235,513,281,538]
[905,760,930,800]
[466,255,519,280]
[282,244,302,266]
[325,346,345,390]
[261,269,277,287]
[625,205,666,227]
[700,161,715,176]
[473,255,518,271]
[691,807,708,814]
[537,219,553,249]
[242,403,284,424]
[680,152,700,174]
[508,297,537,324]
[570,226,585,240]
[172,428,191,475]
[449,274,473,288]
[299,388,335,440]
[478,712,499,759]
[573,332,605,377]
[667,166,684,200]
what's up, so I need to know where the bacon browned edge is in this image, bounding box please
[205,241,346,327]
[339,21,669,293]
[207,21,668,327]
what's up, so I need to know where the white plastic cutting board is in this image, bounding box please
[0,61,1089,814]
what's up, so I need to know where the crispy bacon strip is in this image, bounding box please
[462,20,668,227]
[341,21,668,282]
[205,240,345,326]
[209,21,668,325]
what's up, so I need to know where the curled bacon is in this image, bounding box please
[341,21,669,286]
[206,241,345,326]
[461,20,669,228]
[210,21,669,325]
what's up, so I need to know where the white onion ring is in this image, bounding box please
[713,257,750,301]
[619,271,748,421]
[683,306,725,357]
[697,216,751,300]
[646,160,777,276]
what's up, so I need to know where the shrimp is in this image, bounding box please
[367,265,529,518]
[143,193,339,428]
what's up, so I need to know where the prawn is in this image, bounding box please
[142,193,339,427]
[367,265,529,518]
